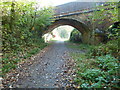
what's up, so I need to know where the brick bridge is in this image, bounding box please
[47,2,116,44]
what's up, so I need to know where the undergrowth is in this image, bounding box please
[1,38,47,76]
[68,40,120,89]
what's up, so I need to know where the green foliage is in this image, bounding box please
[68,42,119,89]
[59,29,69,39]
[69,29,82,43]
[89,40,119,58]
[81,69,102,80]
[96,55,119,72]
[89,2,118,28]
[73,54,119,88]
[108,22,120,40]
[2,38,47,76]
[2,1,53,52]
[1,0,53,75]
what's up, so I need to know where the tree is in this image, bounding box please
[2,0,54,52]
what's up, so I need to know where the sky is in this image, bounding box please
[4,0,119,7]
[3,0,76,7]
[36,0,76,7]
[35,0,119,7]
[3,0,76,6]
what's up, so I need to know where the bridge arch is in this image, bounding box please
[47,18,91,43]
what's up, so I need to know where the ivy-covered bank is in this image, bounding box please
[1,0,54,76]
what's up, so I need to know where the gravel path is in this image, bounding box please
[10,41,74,88]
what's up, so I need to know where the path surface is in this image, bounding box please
[12,41,73,88]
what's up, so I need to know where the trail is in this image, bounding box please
[13,41,72,88]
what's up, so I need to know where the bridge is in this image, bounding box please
[47,2,116,44]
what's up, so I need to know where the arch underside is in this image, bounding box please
[48,18,90,34]
[47,18,91,43]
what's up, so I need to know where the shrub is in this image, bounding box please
[108,22,120,40]
[89,40,119,58]
[2,1,52,75]
[69,29,82,43]
[81,69,102,80]
[96,55,119,71]
[77,55,119,88]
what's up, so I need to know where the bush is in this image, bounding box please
[96,55,119,70]
[81,69,102,80]
[69,29,82,43]
[89,40,119,58]
[68,41,119,88]
[108,22,120,40]
[2,1,52,75]
[75,54,119,88]
[2,38,47,76]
